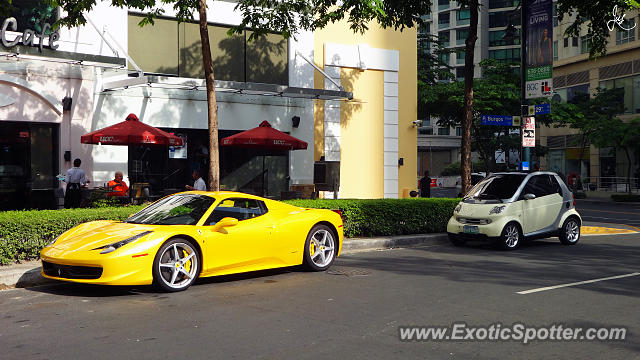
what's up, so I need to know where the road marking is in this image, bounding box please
[579,208,640,216]
[517,272,640,295]
[581,226,637,235]
[581,216,640,224]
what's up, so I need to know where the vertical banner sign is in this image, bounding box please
[525,0,553,99]
[522,117,536,147]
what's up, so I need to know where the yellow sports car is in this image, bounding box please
[41,191,343,291]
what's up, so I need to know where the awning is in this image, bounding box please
[81,113,183,146]
[221,121,307,150]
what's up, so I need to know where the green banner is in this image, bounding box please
[526,65,552,82]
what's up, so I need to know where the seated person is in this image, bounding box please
[107,171,129,198]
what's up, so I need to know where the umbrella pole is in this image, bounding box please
[262,155,266,197]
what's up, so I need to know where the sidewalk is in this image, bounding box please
[0,233,449,289]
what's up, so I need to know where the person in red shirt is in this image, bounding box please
[107,171,129,198]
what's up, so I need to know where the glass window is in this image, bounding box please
[456,127,462,136]
[127,194,215,225]
[180,22,246,81]
[553,40,558,61]
[548,175,563,196]
[438,127,451,135]
[457,9,471,25]
[563,38,568,47]
[245,31,288,85]
[206,198,267,225]
[489,48,520,63]
[456,29,469,45]
[439,31,450,47]
[616,77,634,113]
[438,13,450,28]
[456,67,465,81]
[438,0,450,10]
[456,49,465,64]
[523,175,554,197]
[616,22,636,45]
[633,75,640,114]
[489,0,519,9]
[489,11,520,28]
[465,174,527,201]
[129,15,179,75]
[439,52,450,64]
[489,29,520,46]
[6,0,58,33]
[567,84,590,104]
[552,4,558,27]
[572,37,578,47]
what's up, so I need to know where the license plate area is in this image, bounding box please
[463,225,479,234]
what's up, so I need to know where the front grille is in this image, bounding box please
[42,261,103,279]
[457,217,491,225]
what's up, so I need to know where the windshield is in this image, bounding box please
[465,174,527,201]
[126,194,215,225]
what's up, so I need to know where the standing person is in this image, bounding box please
[64,158,87,208]
[107,171,129,201]
[420,170,431,198]
[185,169,207,191]
[538,28,552,65]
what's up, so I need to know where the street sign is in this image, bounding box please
[481,115,521,126]
[522,116,535,147]
[528,103,550,115]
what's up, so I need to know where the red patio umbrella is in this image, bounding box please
[81,113,183,146]
[221,121,307,197]
[220,120,307,150]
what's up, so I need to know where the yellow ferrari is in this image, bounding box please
[41,191,343,291]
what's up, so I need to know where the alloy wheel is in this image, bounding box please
[309,229,335,268]
[157,242,198,290]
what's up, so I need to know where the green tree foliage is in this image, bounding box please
[551,89,640,194]
[420,60,523,171]
[557,0,640,58]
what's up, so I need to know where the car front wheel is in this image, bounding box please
[498,223,521,250]
[559,218,580,245]
[153,238,201,292]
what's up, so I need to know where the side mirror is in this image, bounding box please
[523,193,536,200]
[211,217,238,231]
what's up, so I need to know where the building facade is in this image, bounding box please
[0,1,417,210]
[539,6,640,185]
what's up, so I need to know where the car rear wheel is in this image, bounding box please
[559,218,580,245]
[153,238,200,292]
[498,223,521,250]
[303,225,336,271]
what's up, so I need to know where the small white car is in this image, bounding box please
[447,172,581,250]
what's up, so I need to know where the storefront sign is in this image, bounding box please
[525,0,553,99]
[522,116,535,147]
[0,17,59,52]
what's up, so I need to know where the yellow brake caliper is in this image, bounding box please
[310,241,316,256]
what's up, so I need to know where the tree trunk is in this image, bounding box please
[198,0,220,191]
[461,0,479,194]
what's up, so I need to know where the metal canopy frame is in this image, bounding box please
[102,75,353,100]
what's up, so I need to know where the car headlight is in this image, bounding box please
[93,231,153,254]
[454,203,462,213]
[47,235,61,247]
[489,205,506,215]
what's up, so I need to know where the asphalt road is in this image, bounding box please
[1,233,638,360]
[576,199,640,228]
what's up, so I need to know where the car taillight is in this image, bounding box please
[572,192,575,207]
[331,209,342,218]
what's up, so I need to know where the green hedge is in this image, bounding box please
[0,198,459,265]
[611,194,640,202]
[0,206,144,265]
[284,198,459,238]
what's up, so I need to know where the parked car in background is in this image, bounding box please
[447,172,581,250]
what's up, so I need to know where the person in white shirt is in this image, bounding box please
[65,158,87,208]
[186,169,207,191]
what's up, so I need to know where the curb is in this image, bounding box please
[0,233,450,290]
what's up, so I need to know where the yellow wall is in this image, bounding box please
[313,21,417,198]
